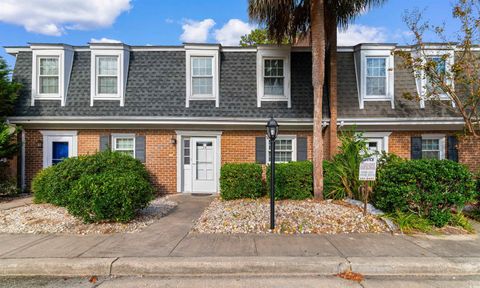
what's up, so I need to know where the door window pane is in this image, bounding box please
[52,142,68,165]
[264,59,285,96]
[196,141,214,180]
[184,139,190,165]
[366,57,387,96]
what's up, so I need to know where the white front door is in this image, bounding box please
[191,137,217,193]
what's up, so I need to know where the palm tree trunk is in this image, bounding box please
[311,0,326,199]
[326,7,338,158]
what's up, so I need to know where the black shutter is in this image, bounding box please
[297,137,308,161]
[411,137,422,160]
[99,135,110,151]
[255,137,266,164]
[135,135,146,163]
[447,136,459,162]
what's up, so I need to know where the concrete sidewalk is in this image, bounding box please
[1,194,480,277]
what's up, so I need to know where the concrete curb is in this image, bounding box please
[0,258,116,276]
[348,257,480,276]
[1,256,480,277]
[111,257,350,276]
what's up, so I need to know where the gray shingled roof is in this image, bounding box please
[11,47,458,120]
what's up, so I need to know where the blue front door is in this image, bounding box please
[52,141,69,165]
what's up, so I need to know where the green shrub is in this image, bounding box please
[0,179,18,196]
[220,163,264,200]
[449,213,474,233]
[67,172,154,223]
[267,161,313,200]
[374,159,476,227]
[33,151,150,206]
[32,151,154,222]
[385,210,433,234]
[323,130,370,200]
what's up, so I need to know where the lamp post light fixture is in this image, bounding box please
[266,117,279,230]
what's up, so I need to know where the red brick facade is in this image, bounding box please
[21,128,480,194]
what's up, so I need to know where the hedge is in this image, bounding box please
[220,163,264,200]
[32,151,154,222]
[373,159,477,227]
[267,161,313,200]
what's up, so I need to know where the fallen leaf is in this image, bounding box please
[336,271,364,282]
[89,276,98,283]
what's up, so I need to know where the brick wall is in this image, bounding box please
[23,129,316,194]
[458,135,480,172]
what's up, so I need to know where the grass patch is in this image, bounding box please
[385,210,433,234]
[449,213,474,233]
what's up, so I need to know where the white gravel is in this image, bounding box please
[193,198,390,234]
[0,196,177,235]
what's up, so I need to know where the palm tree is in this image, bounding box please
[249,0,385,199]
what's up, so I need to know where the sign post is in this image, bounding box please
[358,157,377,215]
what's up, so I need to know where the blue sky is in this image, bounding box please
[0,0,459,69]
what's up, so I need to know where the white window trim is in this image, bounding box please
[362,132,391,153]
[266,135,297,163]
[257,46,291,108]
[90,46,129,107]
[421,134,446,160]
[185,48,220,107]
[414,49,455,109]
[31,46,74,107]
[354,46,395,109]
[111,133,136,158]
[40,130,78,168]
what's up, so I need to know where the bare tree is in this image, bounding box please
[396,0,480,137]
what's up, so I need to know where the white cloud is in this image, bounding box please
[214,19,255,46]
[90,37,121,44]
[337,24,387,46]
[165,18,174,24]
[0,0,131,36]
[180,19,215,43]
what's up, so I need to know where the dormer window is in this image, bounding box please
[31,44,74,106]
[264,59,285,96]
[354,44,395,109]
[191,56,213,96]
[414,48,455,109]
[257,46,291,108]
[96,56,119,95]
[90,43,130,106]
[185,45,220,108]
[38,57,59,94]
[366,57,387,97]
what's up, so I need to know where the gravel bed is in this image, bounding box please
[0,196,177,235]
[193,198,390,234]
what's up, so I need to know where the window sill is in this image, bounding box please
[189,95,216,101]
[261,96,289,101]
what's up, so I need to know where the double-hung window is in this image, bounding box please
[267,136,296,163]
[366,57,387,97]
[425,56,447,95]
[112,135,135,158]
[191,56,213,96]
[264,59,284,96]
[38,57,59,95]
[421,139,440,159]
[420,135,445,160]
[96,56,118,95]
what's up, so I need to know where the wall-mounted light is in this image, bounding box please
[170,137,177,145]
[36,140,43,148]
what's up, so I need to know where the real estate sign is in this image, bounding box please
[359,157,377,181]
